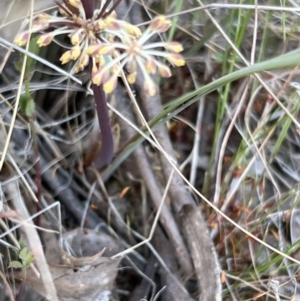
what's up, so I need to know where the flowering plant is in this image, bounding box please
[14,0,185,168]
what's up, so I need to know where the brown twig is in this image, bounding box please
[136,79,222,300]
[114,86,193,277]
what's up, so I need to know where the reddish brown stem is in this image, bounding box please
[97,0,123,19]
[15,280,25,301]
[81,0,94,19]
[89,59,114,169]
[92,83,114,168]
[96,0,114,19]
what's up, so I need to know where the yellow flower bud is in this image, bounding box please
[144,79,157,96]
[58,4,70,16]
[86,44,101,56]
[87,44,114,56]
[37,13,51,22]
[103,75,118,93]
[96,19,106,31]
[92,70,104,86]
[107,11,117,19]
[165,42,183,53]
[37,33,54,47]
[92,68,109,86]
[60,50,72,64]
[69,0,82,9]
[145,59,157,74]
[70,29,84,45]
[123,22,142,37]
[14,31,30,46]
[149,16,171,33]
[105,17,121,30]
[158,64,172,78]
[32,20,48,30]
[110,64,119,74]
[92,61,98,75]
[95,55,105,67]
[127,72,137,84]
[70,46,81,60]
[98,45,114,55]
[75,54,89,72]
[166,53,185,66]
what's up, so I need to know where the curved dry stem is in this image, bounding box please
[137,79,221,300]
[7,181,58,301]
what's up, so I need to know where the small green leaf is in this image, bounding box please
[14,35,39,73]
[19,95,28,113]
[213,52,225,64]
[10,261,24,269]
[20,96,36,117]
[15,60,22,72]
[18,238,26,250]
[24,252,34,266]
[25,98,35,117]
[19,246,29,262]
[26,36,39,72]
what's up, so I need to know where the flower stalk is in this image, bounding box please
[91,68,114,168]
[14,0,185,168]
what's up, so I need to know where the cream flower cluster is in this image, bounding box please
[14,0,185,96]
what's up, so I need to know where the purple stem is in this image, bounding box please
[81,0,94,19]
[90,60,114,169]
[103,0,123,18]
[93,84,114,168]
[16,280,25,301]
[96,0,114,19]
[82,1,116,168]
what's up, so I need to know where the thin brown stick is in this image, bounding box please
[7,181,59,301]
[114,86,193,276]
[137,80,221,300]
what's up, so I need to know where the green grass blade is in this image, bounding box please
[104,48,300,177]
